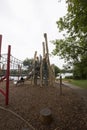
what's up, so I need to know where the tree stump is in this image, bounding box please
[39,108,52,124]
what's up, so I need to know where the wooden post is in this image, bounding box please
[39,54,43,87]
[42,42,45,58]
[44,33,52,86]
[33,51,38,86]
[40,60,43,87]
[44,33,50,63]
[18,64,21,80]
[40,108,52,124]
[60,75,62,95]
[51,64,55,87]
[34,51,37,62]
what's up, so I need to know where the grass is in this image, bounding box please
[66,79,87,89]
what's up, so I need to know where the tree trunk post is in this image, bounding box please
[60,75,62,95]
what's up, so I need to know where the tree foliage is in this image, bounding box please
[23,58,33,70]
[52,0,87,79]
[54,65,60,77]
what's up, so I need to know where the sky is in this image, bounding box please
[0,0,67,69]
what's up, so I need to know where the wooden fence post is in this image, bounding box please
[60,75,62,95]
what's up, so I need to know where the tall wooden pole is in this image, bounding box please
[34,51,37,61]
[44,33,49,63]
[40,57,43,87]
[33,51,37,86]
[40,42,46,87]
[44,33,52,86]
[42,42,45,58]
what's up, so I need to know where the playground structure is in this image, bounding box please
[0,35,24,105]
[0,33,55,105]
[28,33,55,87]
[0,35,11,105]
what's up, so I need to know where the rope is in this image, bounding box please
[0,106,60,130]
[0,106,36,130]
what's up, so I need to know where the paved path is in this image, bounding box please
[63,82,87,108]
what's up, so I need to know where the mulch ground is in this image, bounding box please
[0,80,87,130]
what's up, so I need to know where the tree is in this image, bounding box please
[52,0,87,79]
[73,55,87,79]
[23,58,33,70]
[54,65,60,77]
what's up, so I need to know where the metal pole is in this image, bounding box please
[6,45,11,105]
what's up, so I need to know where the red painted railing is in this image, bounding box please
[0,35,11,105]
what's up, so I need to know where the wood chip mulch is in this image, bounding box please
[0,81,87,130]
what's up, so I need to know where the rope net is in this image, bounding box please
[0,50,27,105]
[0,54,25,77]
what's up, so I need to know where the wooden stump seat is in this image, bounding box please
[39,108,52,124]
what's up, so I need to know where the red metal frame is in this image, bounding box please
[6,45,11,105]
[0,35,2,71]
[0,35,2,58]
[0,35,11,105]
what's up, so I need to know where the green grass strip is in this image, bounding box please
[67,79,87,89]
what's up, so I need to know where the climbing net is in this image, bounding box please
[0,44,27,106]
[0,54,7,75]
[0,54,25,77]
[0,45,11,105]
[10,55,23,69]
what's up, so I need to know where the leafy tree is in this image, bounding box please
[73,55,87,79]
[54,65,60,77]
[52,0,87,79]
[23,58,33,69]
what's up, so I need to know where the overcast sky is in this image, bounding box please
[0,0,67,68]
